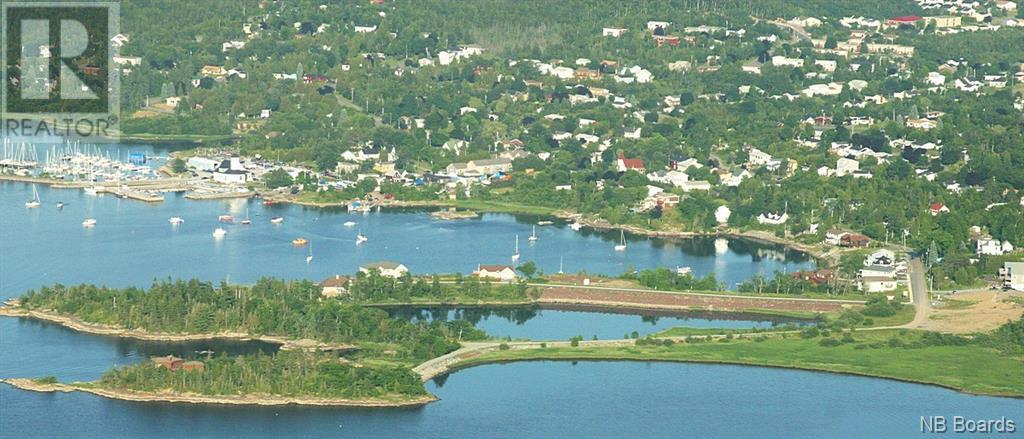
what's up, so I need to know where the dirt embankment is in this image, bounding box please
[0,379,435,407]
[0,305,354,352]
[539,288,850,314]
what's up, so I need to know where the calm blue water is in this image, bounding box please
[1,360,1020,438]
[386,306,804,340]
[2,141,1020,437]
[0,180,811,295]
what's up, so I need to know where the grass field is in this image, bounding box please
[454,330,1024,397]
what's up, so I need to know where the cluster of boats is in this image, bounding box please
[25,185,96,227]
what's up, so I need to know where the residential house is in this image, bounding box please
[757,212,788,225]
[200,65,227,77]
[929,203,949,216]
[976,237,1014,256]
[836,157,860,177]
[667,61,692,72]
[653,35,681,47]
[602,27,628,37]
[771,56,805,68]
[840,233,871,248]
[824,229,849,245]
[321,275,351,297]
[359,261,409,278]
[616,154,645,172]
[474,265,518,282]
[152,355,185,371]
[906,118,937,130]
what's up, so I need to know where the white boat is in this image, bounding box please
[569,222,583,231]
[528,225,538,242]
[213,227,227,238]
[343,221,357,227]
[271,216,284,224]
[241,208,251,225]
[511,235,521,262]
[168,216,184,225]
[676,266,692,276]
[83,187,99,196]
[614,230,626,251]
[537,220,553,226]
[356,230,368,244]
[57,201,64,209]
[25,186,41,208]
[82,218,97,227]
[218,214,234,223]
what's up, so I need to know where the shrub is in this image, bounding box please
[819,338,841,347]
[33,376,57,385]
[800,327,820,339]
[498,343,510,351]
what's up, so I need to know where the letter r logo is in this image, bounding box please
[3,3,119,115]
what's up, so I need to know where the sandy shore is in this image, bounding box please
[1,379,436,407]
[0,305,355,352]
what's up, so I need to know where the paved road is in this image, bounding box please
[525,283,866,304]
[906,256,931,328]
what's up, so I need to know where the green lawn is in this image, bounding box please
[455,330,1024,397]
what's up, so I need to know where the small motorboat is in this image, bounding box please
[83,187,99,196]
[292,237,309,246]
[356,232,368,244]
[168,216,184,225]
[213,228,227,238]
[82,218,97,227]
[343,221,357,227]
[676,266,693,276]
[569,222,583,231]
[218,215,234,223]
[271,216,284,224]
[537,220,553,226]
[57,201,65,209]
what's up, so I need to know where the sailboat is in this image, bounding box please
[558,256,565,274]
[25,186,41,208]
[306,243,314,263]
[241,208,251,225]
[356,230,368,244]
[528,225,538,242]
[511,235,520,262]
[614,230,626,251]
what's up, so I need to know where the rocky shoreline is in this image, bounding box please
[0,304,355,352]
[0,379,436,407]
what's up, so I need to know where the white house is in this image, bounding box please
[602,27,628,37]
[864,249,896,267]
[715,205,731,224]
[757,212,788,225]
[1000,262,1024,290]
[836,157,860,177]
[977,237,1014,256]
[359,261,409,278]
[474,265,518,282]
[212,157,249,185]
[772,56,805,68]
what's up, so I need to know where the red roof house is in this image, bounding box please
[929,203,949,215]
[617,154,645,172]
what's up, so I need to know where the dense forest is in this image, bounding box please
[18,278,493,361]
[99,351,427,399]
